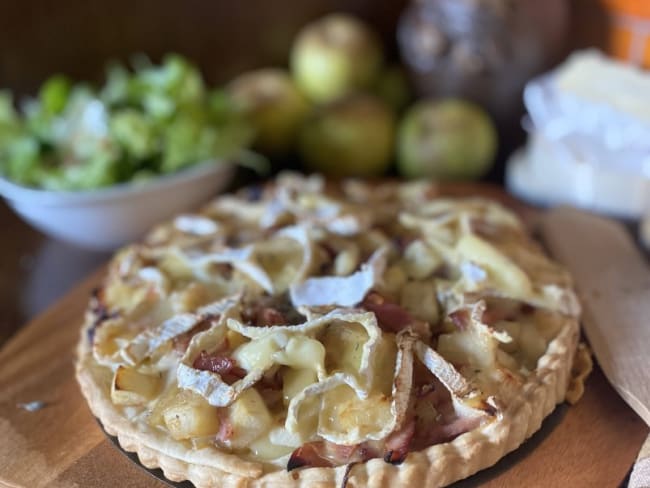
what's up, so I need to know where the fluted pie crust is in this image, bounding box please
[76,175,581,487]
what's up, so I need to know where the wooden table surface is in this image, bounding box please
[0,201,109,345]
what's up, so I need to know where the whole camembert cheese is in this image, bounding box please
[508,50,650,219]
[76,174,582,487]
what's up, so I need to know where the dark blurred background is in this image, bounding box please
[0,0,605,97]
[0,1,407,96]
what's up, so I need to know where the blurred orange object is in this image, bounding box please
[604,0,650,67]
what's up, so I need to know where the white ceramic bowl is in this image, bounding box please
[0,161,234,251]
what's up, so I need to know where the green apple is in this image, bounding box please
[397,99,497,180]
[298,94,395,177]
[227,68,309,154]
[290,13,383,103]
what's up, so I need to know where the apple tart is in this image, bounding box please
[76,173,581,487]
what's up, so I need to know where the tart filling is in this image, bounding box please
[77,174,581,485]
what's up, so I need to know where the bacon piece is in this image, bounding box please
[449,309,470,330]
[287,442,335,470]
[418,415,482,447]
[415,382,436,398]
[383,420,415,464]
[259,368,283,390]
[173,334,193,353]
[326,443,358,462]
[521,303,535,315]
[362,292,431,338]
[241,297,290,326]
[287,441,379,471]
[361,292,414,333]
[256,307,286,326]
[319,242,338,261]
[481,308,506,326]
[481,302,523,325]
[287,413,477,470]
[470,217,498,238]
[355,442,381,462]
[412,387,482,450]
[418,385,449,408]
[192,351,247,383]
[172,320,212,353]
[481,301,536,325]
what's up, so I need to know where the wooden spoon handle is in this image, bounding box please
[539,207,650,426]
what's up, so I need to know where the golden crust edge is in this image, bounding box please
[75,311,580,488]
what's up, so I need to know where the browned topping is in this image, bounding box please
[206,262,234,279]
[240,304,287,326]
[521,303,535,315]
[286,388,479,470]
[383,420,415,464]
[192,351,247,383]
[479,299,536,324]
[480,401,498,417]
[481,306,513,325]
[471,218,498,239]
[415,382,436,398]
[414,414,481,449]
[287,441,381,471]
[259,368,283,390]
[240,295,306,326]
[361,292,415,333]
[87,287,119,343]
[320,242,338,261]
[340,462,357,488]
[257,307,286,326]
[288,442,334,470]
[449,309,470,330]
[89,287,108,320]
[172,320,212,353]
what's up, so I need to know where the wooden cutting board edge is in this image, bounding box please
[0,184,648,487]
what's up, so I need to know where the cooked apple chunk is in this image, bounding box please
[111,366,161,406]
[518,324,547,369]
[162,390,221,440]
[322,322,368,375]
[232,334,284,371]
[273,336,325,372]
[457,233,532,296]
[283,368,318,403]
[226,388,273,449]
[248,434,294,461]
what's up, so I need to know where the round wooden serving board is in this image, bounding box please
[0,184,647,487]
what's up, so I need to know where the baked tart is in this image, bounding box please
[76,174,581,487]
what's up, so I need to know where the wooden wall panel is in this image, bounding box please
[0,0,610,96]
[0,0,407,96]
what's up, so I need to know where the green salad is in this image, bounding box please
[0,54,255,191]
